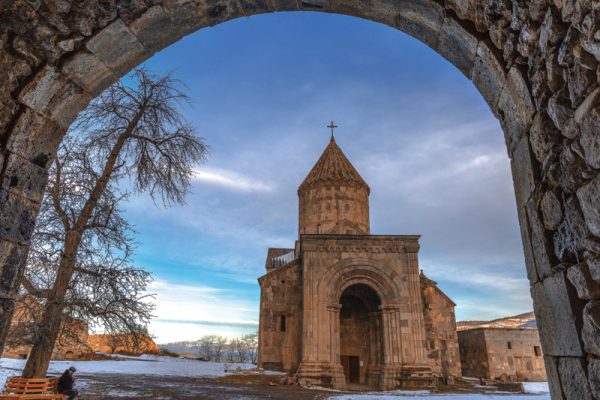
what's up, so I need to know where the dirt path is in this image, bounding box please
[78,373,332,399]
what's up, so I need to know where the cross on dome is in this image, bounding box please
[327,121,338,141]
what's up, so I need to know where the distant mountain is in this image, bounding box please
[456,311,537,331]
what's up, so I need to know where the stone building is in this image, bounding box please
[258,134,460,390]
[458,327,546,382]
[4,296,90,360]
[87,333,160,355]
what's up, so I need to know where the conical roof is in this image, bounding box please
[298,136,370,194]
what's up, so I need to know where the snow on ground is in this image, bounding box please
[0,355,256,385]
[328,382,550,400]
[521,382,550,394]
[329,395,549,400]
[0,355,550,400]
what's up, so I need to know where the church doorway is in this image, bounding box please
[339,284,382,387]
[340,355,360,384]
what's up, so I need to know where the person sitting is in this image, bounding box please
[57,366,78,400]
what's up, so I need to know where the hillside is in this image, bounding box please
[456,311,537,331]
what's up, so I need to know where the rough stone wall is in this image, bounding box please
[483,328,546,382]
[0,0,598,397]
[458,328,489,379]
[421,277,462,381]
[257,261,302,372]
[87,333,160,355]
[5,297,90,360]
[459,328,547,382]
[298,185,370,235]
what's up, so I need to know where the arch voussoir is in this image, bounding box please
[18,66,92,130]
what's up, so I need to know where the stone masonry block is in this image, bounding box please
[129,6,180,54]
[47,85,91,130]
[499,67,535,157]
[394,0,444,49]
[526,199,553,279]
[580,107,600,169]
[543,356,565,400]
[445,0,487,31]
[445,0,474,21]
[1,153,48,204]
[0,189,39,245]
[529,112,561,165]
[200,0,243,27]
[471,43,507,116]
[236,0,272,15]
[356,0,408,26]
[531,271,583,357]
[517,203,541,284]
[18,66,63,114]
[582,300,600,356]
[577,173,600,239]
[558,357,594,400]
[18,66,91,129]
[62,51,116,96]
[574,87,600,124]
[6,108,64,168]
[162,0,209,35]
[0,240,28,294]
[437,17,478,78]
[567,263,600,300]
[511,135,535,210]
[590,256,600,283]
[589,358,600,398]
[540,189,563,231]
[86,19,149,77]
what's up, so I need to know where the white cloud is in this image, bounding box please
[193,167,274,192]
[146,280,258,343]
[430,266,529,294]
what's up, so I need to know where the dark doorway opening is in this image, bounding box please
[341,355,360,384]
[339,284,382,386]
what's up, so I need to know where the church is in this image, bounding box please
[257,128,461,390]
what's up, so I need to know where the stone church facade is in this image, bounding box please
[258,135,460,390]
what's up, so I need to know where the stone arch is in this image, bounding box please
[318,257,402,306]
[0,1,599,397]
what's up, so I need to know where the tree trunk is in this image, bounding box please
[21,299,65,378]
[22,235,78,378]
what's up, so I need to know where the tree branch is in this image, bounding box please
[20,276,51,299]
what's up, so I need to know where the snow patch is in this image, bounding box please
[329,395,550,399]
[0,355,256,385]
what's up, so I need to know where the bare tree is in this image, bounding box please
[213,335,228,362]
[241,332,258,364]
[199,335,216,361]
[21,69,208,378]
[226,339,236,363]
[233,338,248,363]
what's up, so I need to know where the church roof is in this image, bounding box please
[298,136,370,194]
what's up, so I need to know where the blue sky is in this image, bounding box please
[123,11,530,343]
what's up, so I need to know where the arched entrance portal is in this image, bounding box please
[339,284,382,388]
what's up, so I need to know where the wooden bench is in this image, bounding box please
[0,377,64,399]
